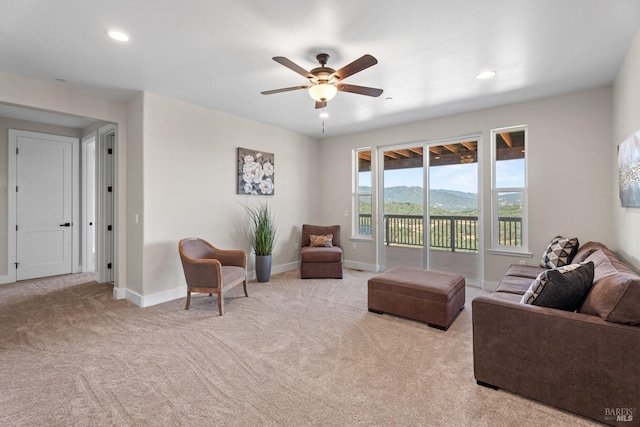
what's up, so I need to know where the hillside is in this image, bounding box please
[359,186,521,215]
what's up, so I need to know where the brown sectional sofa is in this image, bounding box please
[472,242,640,426]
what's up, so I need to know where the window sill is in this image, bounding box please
[487,248,533,258]
[349,236,373,243]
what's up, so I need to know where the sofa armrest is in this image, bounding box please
[472,296,640,425]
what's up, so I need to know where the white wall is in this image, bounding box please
[613,29,640,270]
[137,92,320,305]
[321,87,613,285]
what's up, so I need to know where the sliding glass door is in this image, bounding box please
[380,145,425,269]
[379,137,481,283]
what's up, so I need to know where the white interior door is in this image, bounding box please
[15,132,76,280]
[82,134,97,273]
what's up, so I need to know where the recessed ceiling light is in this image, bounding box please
[476,70,496,80]
[108,30,130,42]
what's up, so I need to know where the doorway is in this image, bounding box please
[378,136,481,282]
[96,126,115,284]
[81,125,116,284]
[6,125,116,284]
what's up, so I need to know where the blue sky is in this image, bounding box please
[369,159,524,193]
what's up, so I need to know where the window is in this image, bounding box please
[491,126,528,253]
[353,148,373,238]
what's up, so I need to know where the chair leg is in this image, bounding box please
[185,291,191,310]
[218,292,223,316]
[243,280,248,297]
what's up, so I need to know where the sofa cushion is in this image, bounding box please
[503,264,546,280]
[520,261,594,311]
[540,236,579,268]
[571,241,610,263]
[300,246,342,263]
[309,234,333,247]
[579,249,640,325]
[495,275,537,295]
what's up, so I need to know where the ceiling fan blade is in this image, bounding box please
[272,56,316,81]
[332,54,378,81]
[261,85,310,95]
[315,101,327,109]
[337,83,383,97]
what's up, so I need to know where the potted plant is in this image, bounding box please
[245,202,277,282]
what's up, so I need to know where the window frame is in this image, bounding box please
[489,125,530,255]
[352,147,374,240]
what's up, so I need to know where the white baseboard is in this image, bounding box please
[140,286,186,308]
[344,260,378,272]
[0,273,14,285]
[119,262,301,308]
[113,286,127,300]
[247,261,299,281]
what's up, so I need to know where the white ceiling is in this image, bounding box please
[1,0,640,138]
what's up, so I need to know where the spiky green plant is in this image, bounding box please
[245,202,276,256]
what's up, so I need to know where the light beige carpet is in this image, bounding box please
[0,269,600,426]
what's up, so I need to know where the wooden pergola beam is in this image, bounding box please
[443,144,459,153]
[461,141,476,151]
[358,151,371,161]
[500,132,513,147]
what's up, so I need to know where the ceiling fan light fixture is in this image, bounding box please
[107,30,130,42]
[476,70,496,80]
[309,83,337,102]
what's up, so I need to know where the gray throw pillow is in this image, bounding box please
[521,261,594,312]
[540,236,580,268]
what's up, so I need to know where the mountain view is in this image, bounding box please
[359,186,522,216]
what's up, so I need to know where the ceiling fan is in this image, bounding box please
[261,53,383,109]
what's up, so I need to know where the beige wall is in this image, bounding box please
[321,87,613,286]
[125,92,145,296]
[137,92,320,304]
[0,118,83,277]
[613,29,640,270]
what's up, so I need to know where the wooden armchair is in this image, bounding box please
[300,224,343,279]
[178,238,248,315]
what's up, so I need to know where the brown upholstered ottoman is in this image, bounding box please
[368,266,465,330]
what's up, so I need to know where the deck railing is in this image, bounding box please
[358,214,522,252]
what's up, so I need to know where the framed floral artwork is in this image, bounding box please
[238,148,275,195]
[618,130,640,207]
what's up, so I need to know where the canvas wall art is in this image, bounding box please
[238,148,275,195]
[618,130,640,208]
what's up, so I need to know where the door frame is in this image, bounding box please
[376,133,484,276]
[5,129,80,283]
[95,124,116,284]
